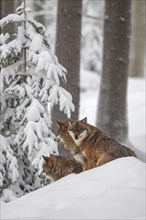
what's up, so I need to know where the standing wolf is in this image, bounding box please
[39,155,82,181]
[67,117,137,170]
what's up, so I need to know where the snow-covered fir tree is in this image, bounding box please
[0,2,74,202]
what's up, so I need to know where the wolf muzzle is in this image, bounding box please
[39,171,46,179]
[54,135,61,142]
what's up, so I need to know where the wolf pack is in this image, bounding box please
[39,117,137,181]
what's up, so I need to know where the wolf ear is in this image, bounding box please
[42,155,49,162]
[56,121,67,130]
[56,121,63,128]
[65,120,69,124]
[67,118,74,126]
[80,117,87,123]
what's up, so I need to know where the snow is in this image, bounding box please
[0,14,22,28]
[48,85,75,118]
[0,135,19,188]
[1,189,17,203]
[29,35,43,52]
[1,157,145,219]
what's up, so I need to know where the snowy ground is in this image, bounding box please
[1,157,145,219]
[1,70,145,219]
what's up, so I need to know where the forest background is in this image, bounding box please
[0,0,145,203]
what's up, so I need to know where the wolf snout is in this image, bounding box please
[75,134,78,140]
[54,136,60,142]
[39,172,45,179]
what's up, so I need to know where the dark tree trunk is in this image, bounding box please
[51,0,82,135]
[96,0,131,144]
[129,0,145,77]
[0,0,19,34]
[0,1,2,22]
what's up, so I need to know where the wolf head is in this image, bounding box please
[55,120,79,154]
[39,155,55,181]
[68,117,88,146]
[39,154,83,181]
[55,121,68,142]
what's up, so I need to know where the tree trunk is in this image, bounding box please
[96,0,131,144]
[15,0,23,8]
[33,0,46,26]
[51,0,82,157]
[129,0,145,77]
[0,1,2,21]
[0,0,16,34]
[51,0,82,134]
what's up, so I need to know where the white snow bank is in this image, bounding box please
[1,157,145,219]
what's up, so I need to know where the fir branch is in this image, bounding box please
[0,14,23,28]
[27,19,51,50]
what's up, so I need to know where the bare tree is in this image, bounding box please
[96,0,131,144]
[129,0,145,77]
[52,0,82,133]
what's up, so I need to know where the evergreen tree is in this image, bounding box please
[0,1,74,202]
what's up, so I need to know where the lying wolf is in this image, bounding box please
[39,155,83,181]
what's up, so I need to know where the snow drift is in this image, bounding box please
[1,157,145,219]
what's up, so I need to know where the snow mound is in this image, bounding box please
[1,157,145,219]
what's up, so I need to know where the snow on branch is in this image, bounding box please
[0,36,23,68]
[0,14,23,28]
[48,85,75,118]
[0,135,19,187]
[22,99,58,170]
